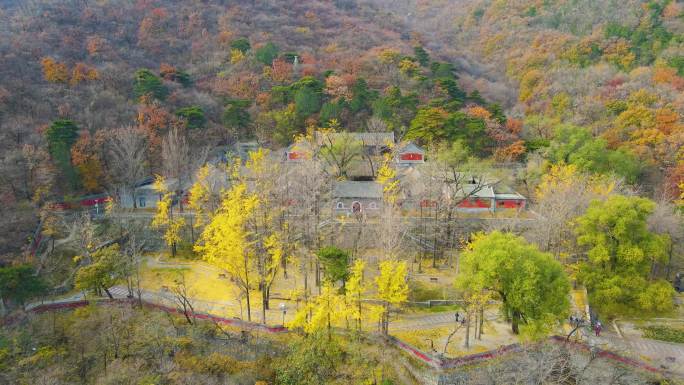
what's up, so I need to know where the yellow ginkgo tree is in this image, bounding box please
[289,281,345,339]
[244,149,289,323]
[376,152,407,262]
[376,260,408,335]
[345,259,366,331]
[195,182,259,321]
[152,175,185,257]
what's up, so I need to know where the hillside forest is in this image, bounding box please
[0,0,684,383]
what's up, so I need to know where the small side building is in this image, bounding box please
[118,177,182,209]
[395,141,425,166]
[494,192,527,210]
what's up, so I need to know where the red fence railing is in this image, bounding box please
[13,298,665,375]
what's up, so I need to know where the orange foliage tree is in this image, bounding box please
[71,132,106,192]
[70,63,99,86]
[41,57,69,83]
[269,58,292,84]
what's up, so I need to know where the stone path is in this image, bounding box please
[622,338,684,375]
[390,311,500,331]
[576,327,684,376]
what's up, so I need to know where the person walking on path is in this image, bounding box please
[595,321,602,337]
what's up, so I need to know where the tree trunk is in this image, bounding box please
[665,244,673,280]
[103,286,114,299]
[189,216,195,245]
[178,190,184,213]
[478,307,484,340]
[357,295,362,331]
[182,302,193,325]
[282,253,288,279]
[473,311,478,339]
[464,312,470,348]
[245,286,251,322]
[327,311,332,340]
[511,311,521,334]
[383,302,390,335]
[261,287,268,324]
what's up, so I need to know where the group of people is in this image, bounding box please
[569,314,602,336]
[452,311,603,337]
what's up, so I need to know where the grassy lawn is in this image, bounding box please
[139,261,234,303]
[639,324,684,343]
[393,326,493,357]
[136,254,470,326]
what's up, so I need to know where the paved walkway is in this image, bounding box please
[573,327,684,376]
[390,310,500,331]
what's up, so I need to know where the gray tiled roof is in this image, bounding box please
[457,184,495,199]
[316,132,395,147]
[333,181,383,199]
[396,141,424,154]
[494,192,526,200]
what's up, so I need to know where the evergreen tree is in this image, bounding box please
[45,119,80,190]
[134,69,168,100]
[223,99,252,136]
[316,246,350,285]
[230,37,251,53]
[176,106,206,129]
[413,45,430,67]
[256,42,279,65]
[0,265,47,309]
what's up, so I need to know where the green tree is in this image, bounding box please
[134,69,168,100]
[457,231,570,336]
[256,42,279,65]
[175,106,206,129]
[413,45,430,67]
[292,77,323,118]
[431,62,457,79]
[547,125,641,183]
[349,78,376,113]
[74,244,129,299]
[45,119,80,189]
[0,265,47,310]
[275,333,342,385]
[319,100,345,125]
[372,86,418,130]
[575,195,674,317]
[223,99,252,136]
[230,37,251,53]
[272,105,301,146]
[436,78,466,102]
[406,107,450,143]
[316,246,350,285]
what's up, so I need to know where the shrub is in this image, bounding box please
[641,325,684,343]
